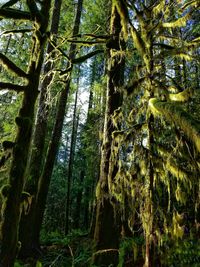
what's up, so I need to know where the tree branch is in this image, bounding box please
[0,82,26,92]
[0,8,31,20]
[0,53,29,79]
[153,43,175,50]
[72,33,111,39]
[1,0,19,8]
[48,39,71,61]
[72,49,104,64]
[67,39,105,46]
[0,28,33,36]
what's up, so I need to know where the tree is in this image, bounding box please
[0,0,52,265]
[92,2,126,266]
[18,0,63,258]
[65,68,80,235]
[103,0,200,266]
[31,0,84,252]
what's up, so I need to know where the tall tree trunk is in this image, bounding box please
[65,78,80,234]
[33,0,83,246]
[18,0,62,258]
[73,170,85,229]
[92,4,125,267]
[0,1,51,265]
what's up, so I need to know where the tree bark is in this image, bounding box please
[92,4,125,267]
[32,0,83,247]
[73,170,85,229]
[18,0,62,258]
[0,1,52,265]
[65,79,80,234]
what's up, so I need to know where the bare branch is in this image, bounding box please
[1,0,19,8]
[0,8,31,20]
[67,39,105,46]
[0,82,26,92]
[153,43,175,50]
[71,33,110,40]
[0,53,29,79]
[72,49,104,64]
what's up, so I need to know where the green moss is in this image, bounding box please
[168,88,193,102]
[112,0,129,40]
[149,99,200,152]
[162,13,190,28]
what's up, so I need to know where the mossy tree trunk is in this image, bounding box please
[0,1,52,265]
[92,4,125,267]
[18,0,62,258]
[32,0,83,247]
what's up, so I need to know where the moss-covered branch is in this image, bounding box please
[48,39,71,61]
[72,49,104,64]
[0,53,29,79]
[0,28,33,36]
[168,88,193,102]
[0,8,31,20]
[162,12,191,28]
[0,82,26,92]
[149,98,200,152]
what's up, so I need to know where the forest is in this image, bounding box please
[0,0,199,266]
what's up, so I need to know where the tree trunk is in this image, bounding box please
[32,0,83,247]
[18,0,62,258]
[73,170,85,229]
[92,4,125,267]
[0,1,51,265]
[65,79,80,234]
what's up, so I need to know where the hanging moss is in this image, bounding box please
[162,12,190,28]
[173,52,193,61]
[152,0,165,16]
[171,211,184,239]
[175,186,187,205]
[149,98,200,152]
[166,160,187,181]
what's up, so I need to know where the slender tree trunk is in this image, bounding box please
[33,0,83,246]
[65,79,80,234]
[18,0,62,258]
[73,170,85,229]
[92,5,125,267]
[0,1,51,265]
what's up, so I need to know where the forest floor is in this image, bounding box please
[15,232,200,267]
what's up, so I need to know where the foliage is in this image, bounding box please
[118,237,144,267]
[39,230,93,267]
[161,238,200,267]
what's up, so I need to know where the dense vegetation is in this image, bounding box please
[0,0,199,266]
